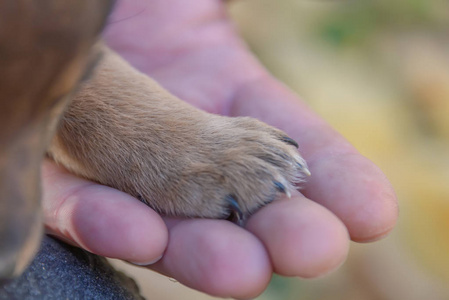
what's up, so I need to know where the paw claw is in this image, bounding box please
[274,181,286,193]
[225,195,245,227]
[296,161,311,177]
[274,181,291,198]
[281,136,299,148]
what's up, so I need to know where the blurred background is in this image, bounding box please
[111,0,449,299]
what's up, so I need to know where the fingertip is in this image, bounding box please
[70,186,168,263]
[349,171,399,243]
[153,219,272,299]
[305,154,398,243]
[247,196,350,278]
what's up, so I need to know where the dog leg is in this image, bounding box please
[48,46,310,224]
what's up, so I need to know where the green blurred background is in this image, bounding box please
[112,0,449,299]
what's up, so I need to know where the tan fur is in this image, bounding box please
[48,46,309,219]
[1,0,309,278]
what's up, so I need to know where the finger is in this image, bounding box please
[150,219,272,299]
[247,192,349,278]
[230,78,398,242]
[41,160,168,264]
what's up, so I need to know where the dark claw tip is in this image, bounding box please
[225,195,245,227]
[281,136,299,148]
[136,194,149,205]
[274,181,286,194]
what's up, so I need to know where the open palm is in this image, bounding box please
[42,0,398,298]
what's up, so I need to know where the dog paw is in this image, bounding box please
[48,48,310,225]
[160,116,310,225]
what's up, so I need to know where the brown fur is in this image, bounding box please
[0,0,114,278]
[48,46,309,219]
[1,0,309,279]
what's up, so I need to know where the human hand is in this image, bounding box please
[42,0,398,298]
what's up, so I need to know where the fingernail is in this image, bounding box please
[129,254,163,266]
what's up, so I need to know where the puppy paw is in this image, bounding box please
[167,116,310,225]
[48,48,310,224]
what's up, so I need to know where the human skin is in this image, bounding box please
[41,0,398,298]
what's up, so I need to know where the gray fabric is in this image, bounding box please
[0,235,144,300]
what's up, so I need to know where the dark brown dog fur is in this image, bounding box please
[1,0,309,278]
[0,0,114,278]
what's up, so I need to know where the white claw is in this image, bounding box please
[303,167,311,177]
[295,155,311,177]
